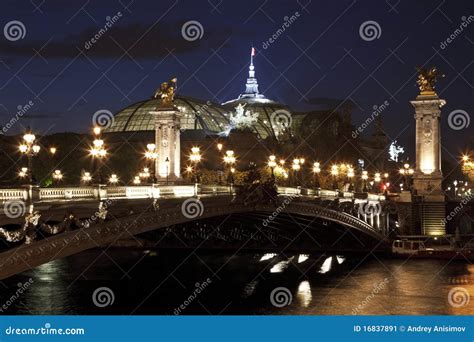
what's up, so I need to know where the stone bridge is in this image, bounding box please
[0,185,394,279]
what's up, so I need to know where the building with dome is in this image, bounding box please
[105,48,292,143]
[104,48,386,175]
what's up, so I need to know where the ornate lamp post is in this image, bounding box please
[399,163,414,191]
[108,174,119,185]
[361,170,368,192]
[347,167,355,191]
[165,157,170,185]
[268,155,277,180]
[52,169,63,185]
[82,171,92,184]
[189,146,202,184]
[312,162,321,189]
[292,159,301,186]
[373,172,381,193]
[145,143,158,183]
[224,150,236,190]
[139,167,151,183]
[90,127,107,184]
[19,131,41,185]
[18,167,28,179]
[330,164,339,190]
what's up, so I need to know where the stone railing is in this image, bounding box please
[0,185,385,204]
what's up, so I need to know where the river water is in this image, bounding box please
[0,249,472,315]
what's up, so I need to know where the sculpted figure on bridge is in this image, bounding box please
[153,77,177,106]
[415,66,444,96]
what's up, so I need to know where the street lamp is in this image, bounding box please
[82,171,92,184]
[347,167,355,191]
[52,169,63,185]
[399,163,414,191]
[312,162,321,189]
[331,164,339,190]
[90,127,107,184]
[189,146,202,184]
[145,143,158,183]
[217,143,223,152]
[108,174,119,184]
[361,170,368,192]
[18,167,28,179]
[292,159,301,186]
[133,176,141,185]
[139,167,150,182]
[19,131,41,185]
[224,150,236,188]
[268,155,277,180]
[165,157,170,185]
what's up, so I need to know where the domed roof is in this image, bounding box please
[106,95,230,133]
[106,49,293,140]
[105,95,284,140]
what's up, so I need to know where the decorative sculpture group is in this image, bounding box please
[154,77,178,106]
[416,67,445,96]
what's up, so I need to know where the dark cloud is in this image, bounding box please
[0,21,231,60]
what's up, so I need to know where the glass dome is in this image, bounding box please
[105,95,289,140]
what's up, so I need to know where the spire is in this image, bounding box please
[239,47,264,100]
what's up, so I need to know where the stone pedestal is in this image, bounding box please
[150,107,182,182]
[410,93,446,235]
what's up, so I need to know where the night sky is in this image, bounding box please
[0,0,472,161]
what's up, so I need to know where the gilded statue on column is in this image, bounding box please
[415,67,444,96]
[154,78,177,106]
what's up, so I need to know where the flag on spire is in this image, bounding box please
[251,47,256,56]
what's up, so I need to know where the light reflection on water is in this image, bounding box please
[0,249,472,315]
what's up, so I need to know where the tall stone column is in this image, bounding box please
[149,108,182,182]
[410,90,446,235]
[410,94,445,196]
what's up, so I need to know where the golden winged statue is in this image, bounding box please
[154,77,177,106]
[416,67,444,95]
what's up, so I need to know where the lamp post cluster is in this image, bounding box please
[223,150,236,187]
[89,127,107,184]
[399,163,414,191]
[189,146,202,184]
[16,128,413,195]
[145,143,158,183]
[19,132,41,184]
